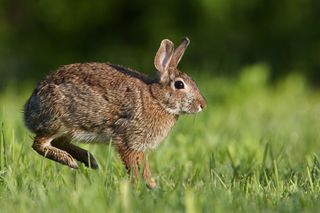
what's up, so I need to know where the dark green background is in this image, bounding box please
[1,0,319,85]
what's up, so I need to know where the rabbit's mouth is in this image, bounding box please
[180,106,203,114]
[185,103,206,114]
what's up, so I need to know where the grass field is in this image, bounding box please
[1,64,320,212]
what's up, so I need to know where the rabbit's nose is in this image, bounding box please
[199,99,207,110]
[197,101,207,113]
[200,103,206,110]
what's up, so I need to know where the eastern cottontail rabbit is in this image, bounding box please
[24,37,206,188]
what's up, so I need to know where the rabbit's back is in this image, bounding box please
[25,63,152,136]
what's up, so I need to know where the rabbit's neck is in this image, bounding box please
[149,83,180,116]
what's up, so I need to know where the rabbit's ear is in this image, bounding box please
[154,39,174,83]
[170,37,190,68]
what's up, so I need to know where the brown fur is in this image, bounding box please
[24,37,206,188]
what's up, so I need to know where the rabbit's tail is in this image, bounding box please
[23,91,61,135]
[24,93,42,133]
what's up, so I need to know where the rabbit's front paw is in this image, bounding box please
[146,178,157,189]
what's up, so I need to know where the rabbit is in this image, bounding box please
[24,37,207,189]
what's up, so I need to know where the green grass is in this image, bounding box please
[1,64,320,212]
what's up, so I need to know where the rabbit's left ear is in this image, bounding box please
[170,37,190,68]
[154,39,174,83]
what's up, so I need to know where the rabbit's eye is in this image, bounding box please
[174,80,185,89]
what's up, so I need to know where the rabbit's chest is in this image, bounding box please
[128,127,173,151]
[129,116,176,151]
[146,126,173,150]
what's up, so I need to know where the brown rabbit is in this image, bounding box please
[24,37,206,188]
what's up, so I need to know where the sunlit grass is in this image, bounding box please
[1,65,320,212]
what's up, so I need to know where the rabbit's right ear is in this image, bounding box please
[154,39,174,83]
[170,37,190,68]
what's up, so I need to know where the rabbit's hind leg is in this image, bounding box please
[51,137,99,169]
[32,135,78,169]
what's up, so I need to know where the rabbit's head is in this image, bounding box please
[153,37,207,115]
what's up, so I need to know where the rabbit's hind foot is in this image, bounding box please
[51,137,99,169]
[32,135,79,169]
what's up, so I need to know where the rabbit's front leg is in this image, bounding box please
[116,144,156,189]
[142,154,157,189]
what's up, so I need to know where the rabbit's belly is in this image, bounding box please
[71,130,111,143]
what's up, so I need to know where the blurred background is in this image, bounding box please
[1,2,320,211]
[0,0,319,88]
